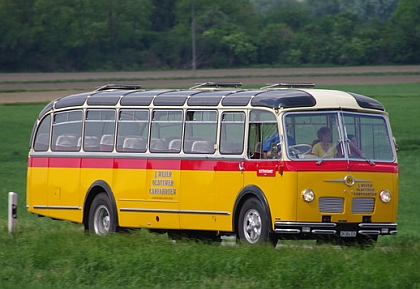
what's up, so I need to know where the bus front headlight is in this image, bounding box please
[302,189,315,202]
[380,190,392,203]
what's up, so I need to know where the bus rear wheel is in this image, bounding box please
[88,193,117,236]
[238,198,276,246]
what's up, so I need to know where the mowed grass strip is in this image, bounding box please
[0,223,419,289]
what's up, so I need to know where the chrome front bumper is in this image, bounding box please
[274,222,398,236]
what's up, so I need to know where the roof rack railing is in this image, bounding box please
[95,84,142,91]
[261,83,315,89]
[189,81,242,90]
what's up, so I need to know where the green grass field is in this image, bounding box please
[1,83,420,288]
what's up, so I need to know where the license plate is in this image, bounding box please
[340,231,357,237]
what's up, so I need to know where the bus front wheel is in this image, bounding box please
[88,193,117,236]
[238,198,275,245]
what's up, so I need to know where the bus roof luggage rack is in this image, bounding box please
[95,84,142,91]
[261,83,315,89]
[189,81,242,90]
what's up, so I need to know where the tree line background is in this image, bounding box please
[0,0,419,72]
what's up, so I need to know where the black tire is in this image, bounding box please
[238,197,275,245]
[88,193,117,236]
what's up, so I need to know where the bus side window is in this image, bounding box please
[100,134,114,152]
[117,109,149,152]
[185,110,217,154]
[122,137,147,152]
[55,134,78,151]
[84,109,115,152]
[252,142,262,159]
[248,110,278,159]
[51,110,83,152]
[220,112,245,155]
[33,114,51,151]
[150,110,183,153]
[191,140,215,153]
[81,136,100,152]
[168,139,181,152]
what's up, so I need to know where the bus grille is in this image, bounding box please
[352,198,375,214]
[319,197,344,213]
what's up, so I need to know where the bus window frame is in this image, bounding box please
[248,109,278,160]
[219,111,245,155]
[83,109,116,152]
[51,109,83,152]
[33,114,52,152]
[185,109,217,154]
[150,109,183,153]
[116,109,150,153]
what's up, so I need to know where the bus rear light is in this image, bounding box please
[379,190,391,203]
[302,189,315,202]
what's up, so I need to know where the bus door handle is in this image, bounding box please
[239,161,244,171]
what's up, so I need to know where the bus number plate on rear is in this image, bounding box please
[340,231,357,237]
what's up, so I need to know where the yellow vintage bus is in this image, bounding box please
[27,82,398,246]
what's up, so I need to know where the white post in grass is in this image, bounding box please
[8,192,17,234]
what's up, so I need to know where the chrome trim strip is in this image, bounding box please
[120,208,230,215]
[275,222,337,228]
[389,230,398,235]
[119,199,178,203]
[325,179,371,183]
[30,152,244,161]
[33,205,81,210]
[311,229,336,235]
[358,230,380,235]
[358,223,397,229]
[275,228,301,234]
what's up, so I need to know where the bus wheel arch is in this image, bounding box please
[233,185,277,245]
[83,180,119,235]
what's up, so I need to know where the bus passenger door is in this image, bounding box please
[47,110,83,223]
[214,158,245,231]
[47,156,81,222]
[243,111,286,228]
[212,111,247,231]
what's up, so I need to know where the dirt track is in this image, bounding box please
[0,66,419,103]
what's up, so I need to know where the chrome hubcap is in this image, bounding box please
[94,205,110,235]
[243,209,262,243]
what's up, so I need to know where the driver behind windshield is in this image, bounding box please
[311,127,337,158]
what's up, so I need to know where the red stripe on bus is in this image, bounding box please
[28,157,240,171]
[282,160,398,173]
[28,156,397,173]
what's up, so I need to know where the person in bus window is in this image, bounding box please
[263,131,295,158]
[311,127,337,158]
[347,134,364,158]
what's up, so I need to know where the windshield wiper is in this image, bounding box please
[346,138,375,166]
[315,138,376,166]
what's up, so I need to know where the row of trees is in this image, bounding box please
[0,0,419,71]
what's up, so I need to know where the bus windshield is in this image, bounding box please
[284,111,395,162]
